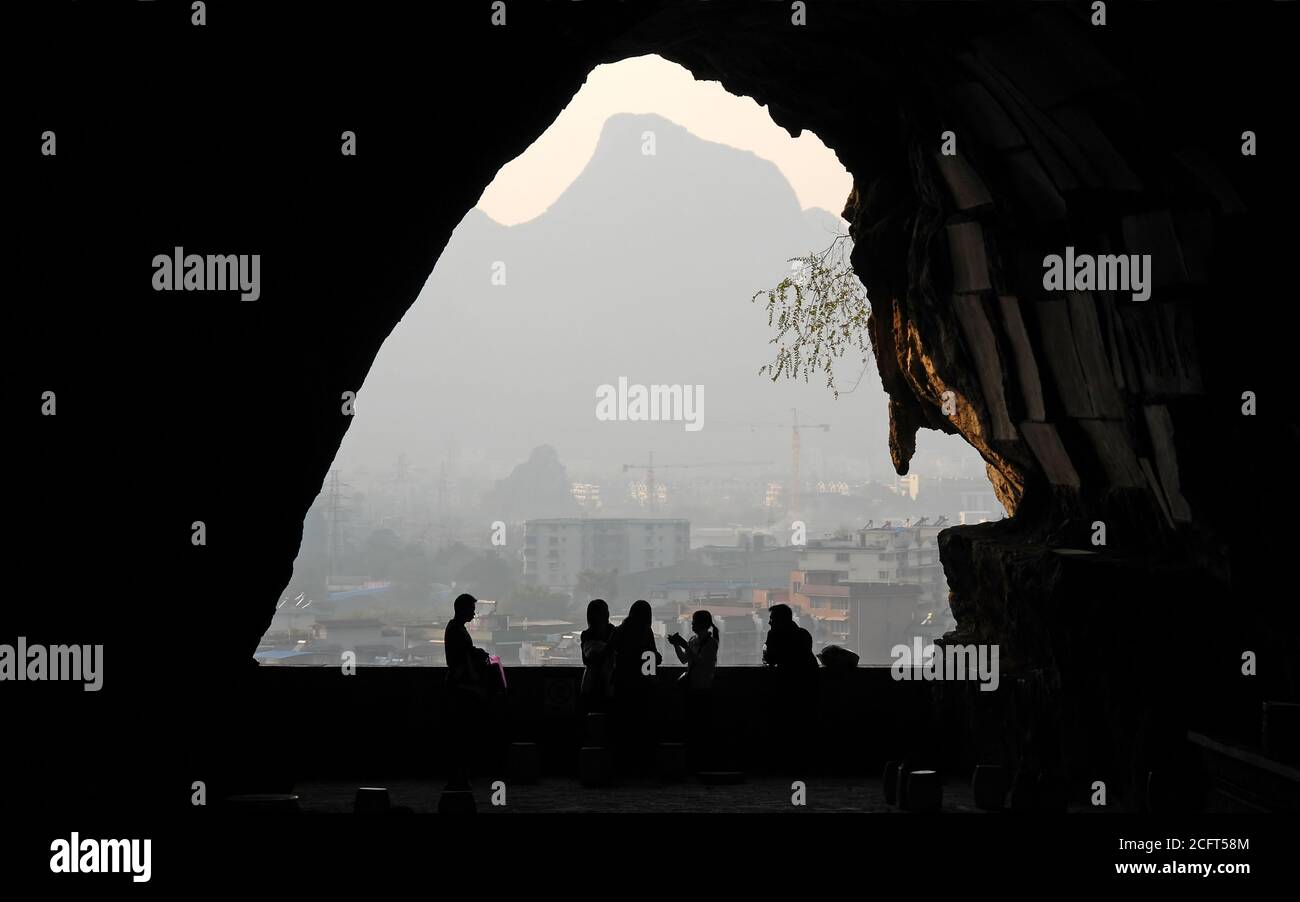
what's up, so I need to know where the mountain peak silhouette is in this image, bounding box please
[539,112,807,227]
[343,112,916,479]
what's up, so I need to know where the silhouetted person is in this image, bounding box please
[763,604,817,671]
[668,609,719,770]
[611,599,662,770]
[762,603,818,771]
[580,598,617,713]
[444,592,488,789]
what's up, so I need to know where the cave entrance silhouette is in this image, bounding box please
[259,53,1004,669]
[170,3,1288,811]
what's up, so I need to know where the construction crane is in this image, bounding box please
[621,452,773,513]
[716,409,830,521]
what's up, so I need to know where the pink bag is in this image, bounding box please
[488,654,508,691]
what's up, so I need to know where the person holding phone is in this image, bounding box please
[668,609,719,769]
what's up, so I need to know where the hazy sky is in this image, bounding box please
[477,54,854,225]
[332,51,990,491]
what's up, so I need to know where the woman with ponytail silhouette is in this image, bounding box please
[668,609,719,770]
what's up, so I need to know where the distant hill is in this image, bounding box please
[337,112,971,481]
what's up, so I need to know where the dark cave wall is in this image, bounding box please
[18,2,1296,811]
[626,2,1298,801]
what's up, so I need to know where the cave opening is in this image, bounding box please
[184,3,1292,811]
[256,54,1005,672]
[17,0,1296,829]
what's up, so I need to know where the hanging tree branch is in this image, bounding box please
[751,233,872,399]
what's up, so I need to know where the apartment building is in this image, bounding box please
[523,517,691,591]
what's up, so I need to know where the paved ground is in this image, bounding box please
[293,775,1060,814]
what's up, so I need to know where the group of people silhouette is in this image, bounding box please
[443,592,819,782]
[580,598,719,770]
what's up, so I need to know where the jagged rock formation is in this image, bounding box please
[605,2,1297,804]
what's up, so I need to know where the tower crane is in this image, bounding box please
[715,409,830,521]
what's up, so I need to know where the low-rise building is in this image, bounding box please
[789,523,953,662]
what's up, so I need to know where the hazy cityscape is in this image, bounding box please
[258,83,1004,668]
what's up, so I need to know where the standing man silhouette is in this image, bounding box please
[444,592,487,789]
[762,604,818,770]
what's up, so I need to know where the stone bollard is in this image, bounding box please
[895,762,912,810]
[972,765,1007,811]
[1008,768,1037,813]
[904,770,942,813]
[353,786,390,814]
[508,742,540,784]
[579,746,612,786]
[883,761,902,806]
[658,742,688,780]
